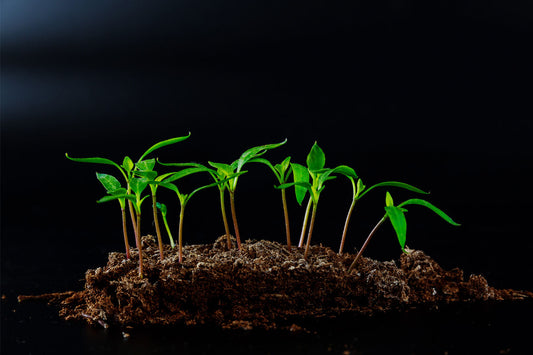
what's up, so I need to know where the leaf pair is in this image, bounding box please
[384,192,461,252]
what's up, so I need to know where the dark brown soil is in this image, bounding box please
[22,235,532,331]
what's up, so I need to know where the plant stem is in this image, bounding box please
[178,203,186,263]
[229,190,242,250]
[121,207,131,259]
[135,212,144,277]
[281,188,292,251]
[162,212,175,248]
[128,199,138,238]
[151,193,164,260]
[303,202,318,259]
[348,217,385,273]
[338,199,356,255]
[219,189,232,248]
[298,197,312,248]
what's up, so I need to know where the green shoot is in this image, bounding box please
[249,156,293,250]
[156,202,175,248]
[95,172,131,259]
[337,178,428,255]
[208,139,287,250]
[348,191,460,272]
[277,142,347,258]
[158,167,240,262]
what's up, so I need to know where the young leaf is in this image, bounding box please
[386,191,394,207]
[398,199,461,226]
[358,181,428,199]
[385,206,408,251]
[275,156,291,177]
[156,202,167,216]
[123,156,134,172]
[291,163,310,205]
[136,158,156,172]
[96,172,121,192]
[65,154,124,176]
[208,162,234,177]
[138,133,191,162]
[97,194,136,204]
[306,142,325,171]
[235,139,287,172]
[129,177,149,195]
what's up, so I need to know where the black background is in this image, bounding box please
[2,1,533,354]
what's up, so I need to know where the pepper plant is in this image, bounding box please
[347,191,460,272]
[208,139,287,250]
[249,156,294,250]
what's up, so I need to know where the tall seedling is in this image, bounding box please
[208,139,287,250]
[249,156,293,250]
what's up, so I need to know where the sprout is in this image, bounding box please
[249,156,293,250]
[347,191,460,272]
[208,139,287,250]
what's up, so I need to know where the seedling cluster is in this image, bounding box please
[67,134,459,277]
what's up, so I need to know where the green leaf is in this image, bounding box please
[306,142,325,171]
[398,199,461,226]
[65,153,126,179]
[138,133,191,162]
[159,181,180,195]
[123,156,134,172]
[162,167,209,184]
[96,172,121,192]
[276,156,291,177]
[156,202,167,216]
[358,181,429,199]
[97,194,136,204]
[136,158,156,172]
[208,162,235,177]
[330,165,357,179]
[386,191,394,207]
[356,179,366,195]
[291,163,310,205]
[385,206,408,252]
[134,170,158,180]
[158,160,205,169]
[234,139,287,172]
[129,177,149,195]
[110,187,127,196]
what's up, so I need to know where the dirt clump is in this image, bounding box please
[31,235,532,330]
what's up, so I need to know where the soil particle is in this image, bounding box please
[27,235,532,331]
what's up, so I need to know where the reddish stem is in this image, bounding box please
[152,193,164,260]
[348,217,385,273]
[338,199,356,254]
[281,189,292,251]
[303,202,318,259]
[121,207,131,259]
[229,190,242,250]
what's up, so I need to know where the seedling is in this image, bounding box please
[278,142,357,258]
[249,156,294,250]
[95,172,131,259]
[347,191,460,272]
[157,161,245,249]
[156,202,175,248]
[208,139,287,250]
[157,167,240,262]
[66,133,191,276]
[336,179,428,255]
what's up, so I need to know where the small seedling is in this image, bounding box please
[157,167,240,262]
[208,139,287,250]
[278,142,357,258]
[347,191,460,272]
[156,202,175,248]
[95,172,131,259]
[249,156,294,250]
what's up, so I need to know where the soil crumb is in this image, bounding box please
[25,235,532,330]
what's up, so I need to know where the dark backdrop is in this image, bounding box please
[2,1,533,353]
